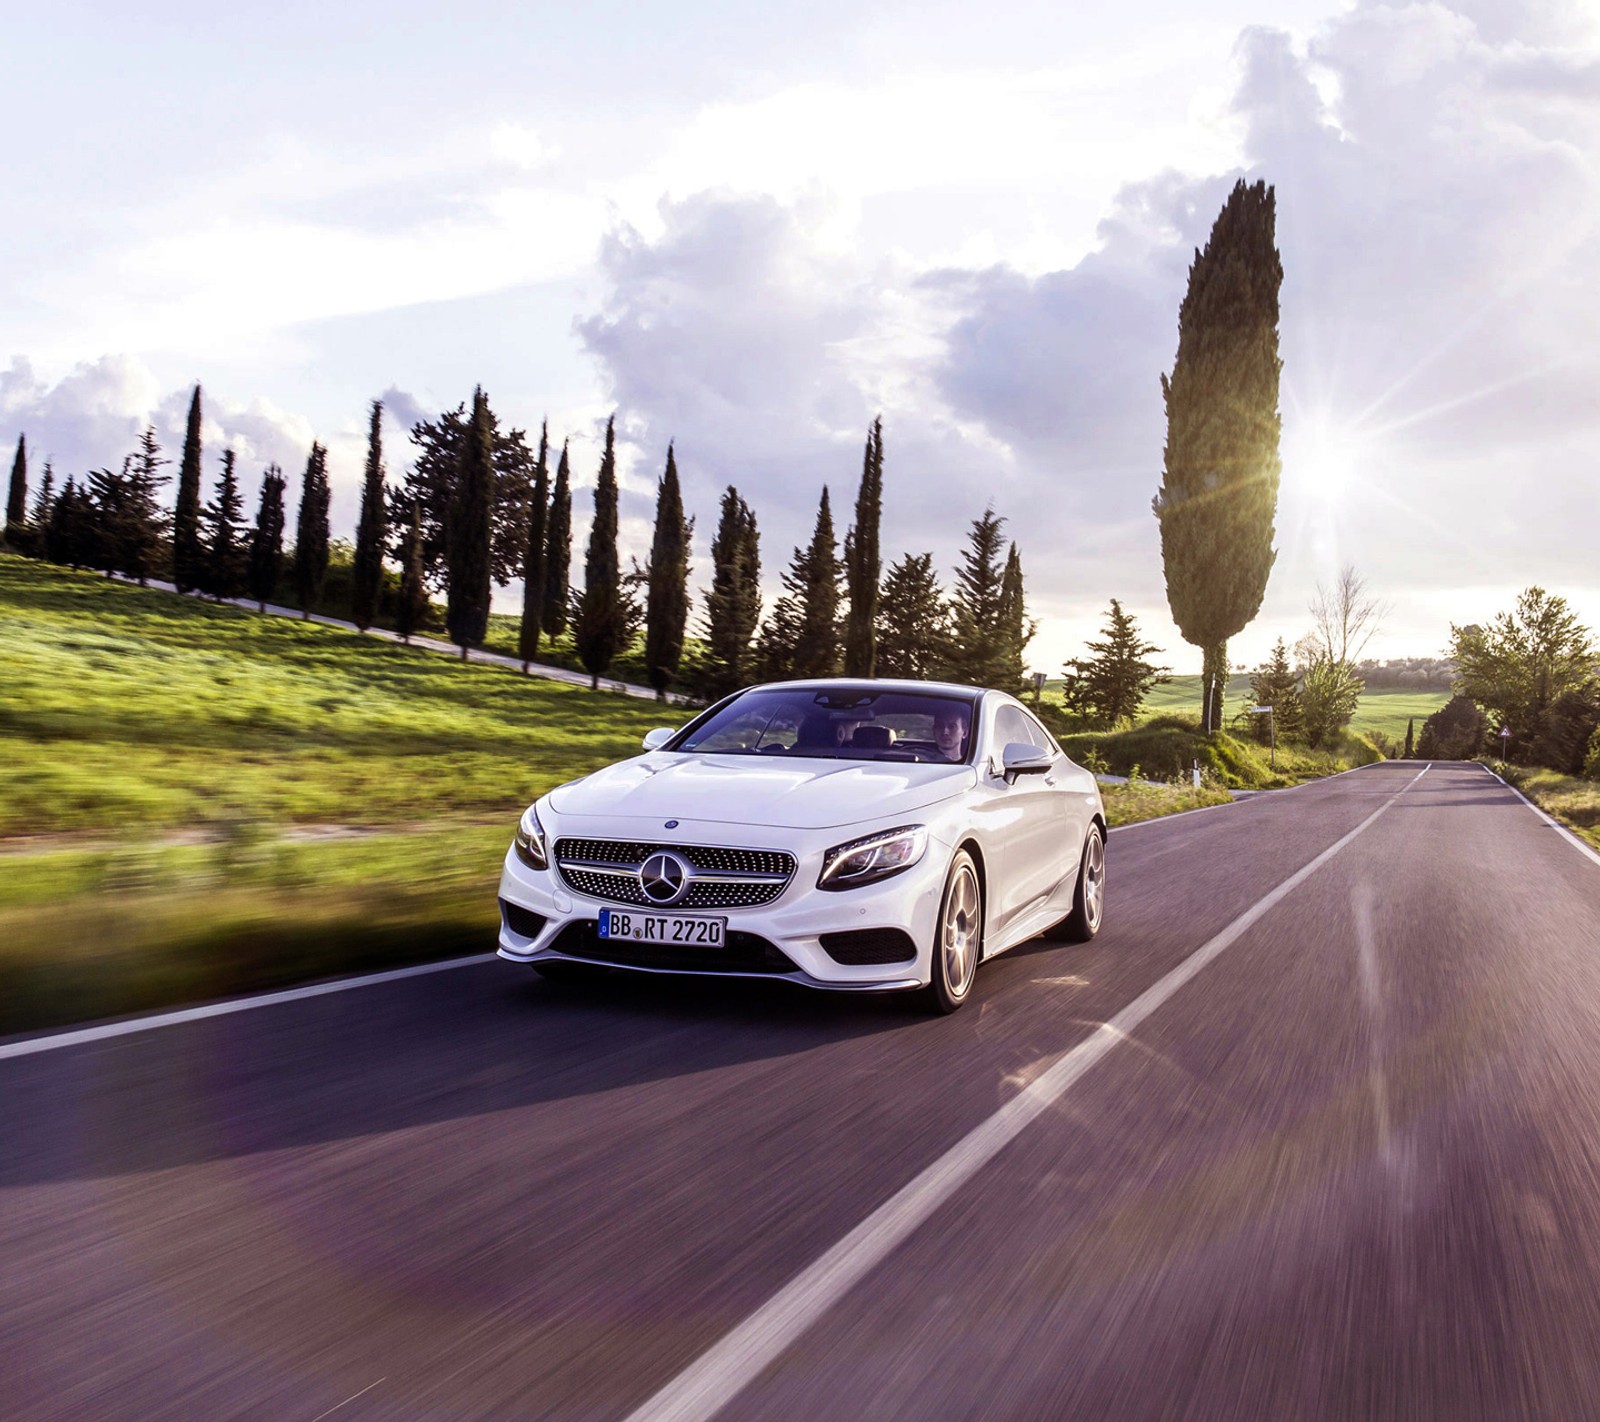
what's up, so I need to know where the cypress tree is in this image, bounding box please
[842,418,883,677]
[5,433,26,541]
[1404,717,1416,759]
[1154,179,1283,732]
[946,507,1009,688]
[644,442,691,699]
[542,441,572,638]
[172,385,206,593]
[202,449,247,599]
[33,462,55,532]
[292,442,331,618]
[247,464,287,612]
[575,415,627,689]
[753,486,840,683]
[351,400,387,632]
[397,502,429,643]
[446,388,494,657]
[876,552,951,680]
[703,485,761,699]
[519,422,551,671]
[124,428,171,587]
[995,543,1034,694]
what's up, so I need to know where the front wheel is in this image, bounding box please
[922,850,983,1014]
[1053,823,1105,943]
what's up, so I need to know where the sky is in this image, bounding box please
[4,0,1598,675]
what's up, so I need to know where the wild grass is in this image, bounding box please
[1481,760,1600,852]
[1100,777,1233,827]
[0,554,688,838]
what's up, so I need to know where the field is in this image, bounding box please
[1139,674,1449,743]
[0,554,691,1032]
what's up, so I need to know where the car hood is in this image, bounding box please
[546,753,975,831]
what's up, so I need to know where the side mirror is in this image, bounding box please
[642,727,676,751]
[1001,742,1052,784]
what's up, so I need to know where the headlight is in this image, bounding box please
[514,804,548,870]
[818,824,928,891]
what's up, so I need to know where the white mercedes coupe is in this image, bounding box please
[496,679,1106,1013]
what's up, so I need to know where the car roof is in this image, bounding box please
[744,677,992,701]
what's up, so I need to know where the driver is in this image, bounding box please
[932,706,970,761]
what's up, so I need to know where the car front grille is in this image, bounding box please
[553,838,796,909]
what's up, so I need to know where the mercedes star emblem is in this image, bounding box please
[639,851,692,906]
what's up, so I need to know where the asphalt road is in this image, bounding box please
[6,761,1600,1421]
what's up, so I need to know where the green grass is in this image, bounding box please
[1481,760,1600,852]
[0,554,696,1033]
[1138,674,1448,743]
[0,554,689,838]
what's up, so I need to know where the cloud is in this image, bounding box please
[576,3,1600,668]
[0,354,319,512]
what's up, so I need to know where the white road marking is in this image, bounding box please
[1481,765,1600,871]
[0,955,495,1062]
[309,1377,386,1421]
[622,765,1432,1422]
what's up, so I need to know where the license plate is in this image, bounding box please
[598,909,727,948]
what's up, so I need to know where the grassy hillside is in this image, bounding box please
[0,554,691,1033]
[1139,674,1448,743]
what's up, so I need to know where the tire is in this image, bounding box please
[1053,823,1105,943]
[922,849,983,1015]
[531,960,605,986]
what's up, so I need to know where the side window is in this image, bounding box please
[993,706,1035,751]
[1019,709,1059,755]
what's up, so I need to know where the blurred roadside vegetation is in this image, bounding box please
[0,555,689,1033]
[1479,761,1600,853]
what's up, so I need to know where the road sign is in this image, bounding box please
[1249,705,1273,714]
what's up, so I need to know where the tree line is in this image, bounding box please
[2,395,1039,702]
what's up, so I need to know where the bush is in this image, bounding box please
[1417,694,1487,760]
[1583,727,1600,782]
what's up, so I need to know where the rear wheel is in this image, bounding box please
[1053,823,1105,943]
[923,850,983,1014]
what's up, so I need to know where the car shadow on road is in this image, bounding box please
[0,963,936,1187]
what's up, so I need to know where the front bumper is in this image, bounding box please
[495,822,949,991]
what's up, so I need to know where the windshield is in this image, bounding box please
[673,686,978,764]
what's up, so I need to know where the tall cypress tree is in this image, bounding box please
[1154,178,1283,732]
[292,442,331,618]
[644,442,691,700]
[752,487,840,683]
[519,421,551,672]
[202,449,247,599]
[351,400,387,632]
[397,502,429,643]
[842,417,883,677]
[876,552,951,680]
[1404,717,1416,759]
[5,433,27,541]
[994,543,1035,695]
[446,388,494,656]
[542,441,572,638]
[703,485,761,700]
[99,428,168,586]
[247,464,287,612]
[33,462,56,532]
[946,507,1008,687]
[172,385,206,593]
[575,415,627,689]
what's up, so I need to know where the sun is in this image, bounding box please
[1285,417,1372,504]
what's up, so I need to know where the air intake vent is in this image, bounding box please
[819,927,918,965]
